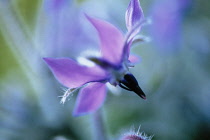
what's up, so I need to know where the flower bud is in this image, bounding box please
[121,134,150,140]
[120,128,152,140]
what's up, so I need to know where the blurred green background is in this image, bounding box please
[0,0,210,140]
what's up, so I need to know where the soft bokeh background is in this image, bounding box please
[0,0,210,140]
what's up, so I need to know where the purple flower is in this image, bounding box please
[150,0,191,52]
[44,0,146,116]
[37,0,96,57]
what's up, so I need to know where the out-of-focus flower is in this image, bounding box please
[44,0,67,13]
[37,0,97,57]
[150,0,191,52]
[44,0,147,116]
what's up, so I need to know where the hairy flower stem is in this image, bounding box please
[92,109,107,140]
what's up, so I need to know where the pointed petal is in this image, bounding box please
[125,0,144,31]
[73,82,107,116]
[86,15,124,65]
[43,58,108,88]
[122,0,145,61]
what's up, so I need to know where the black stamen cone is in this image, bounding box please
[119,73,146,99]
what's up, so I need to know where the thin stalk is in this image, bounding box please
[92,109,107,140]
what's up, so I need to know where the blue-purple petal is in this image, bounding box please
[123,0,144,60]
[86,15,124,66]
[73,82,107,116]
[43,58,108,88]
[125,0,144,32]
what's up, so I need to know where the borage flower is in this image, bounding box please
[44,0,147,116]
[150,0,191,52]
